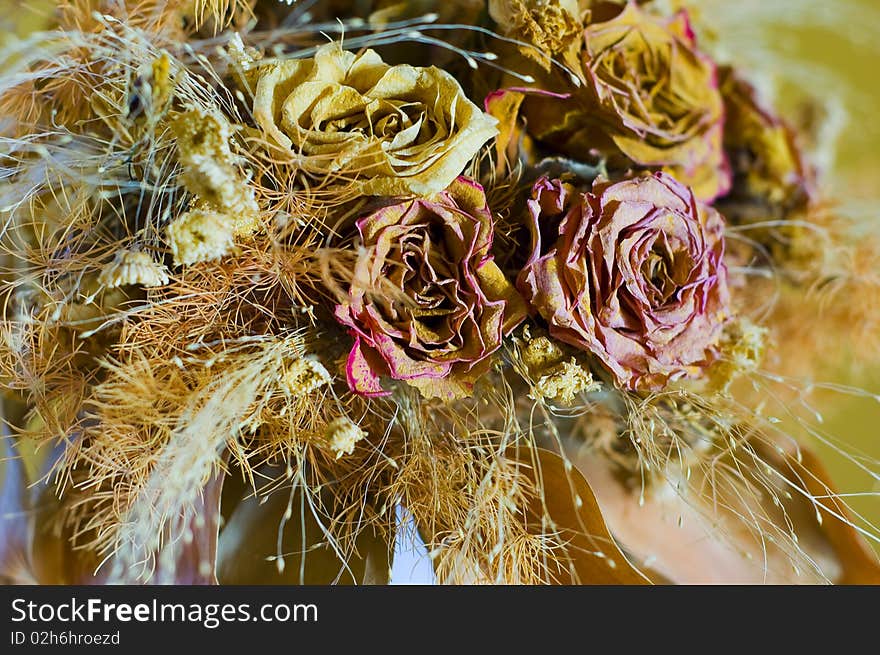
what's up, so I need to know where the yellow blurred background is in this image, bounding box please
[696,0,880,551]
[1,0,878,550]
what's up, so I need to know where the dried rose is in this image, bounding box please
[521,3,730,202]
[719,66,813,219]
[252,43,498,196]
[517,172,730,390]
[335,177,526,400]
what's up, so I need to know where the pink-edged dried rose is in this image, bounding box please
[517,172,730,390]
[335,177,526,400]
[521,3,730,202]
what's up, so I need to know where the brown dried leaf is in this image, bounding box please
[770,444,880,585]
[569,437,880,584]
[21,442,106,585]
[217,466,390,585]
[509,446,649,584]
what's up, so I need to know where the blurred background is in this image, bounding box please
[1,0,878,574]
[696,0,880,552]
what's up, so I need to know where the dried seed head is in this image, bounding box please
[98,250,171,288]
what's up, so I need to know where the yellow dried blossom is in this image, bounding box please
[533,358,600,404]
[166,208,235,266]
[709,317,767,392]
[98,250,170,289]
[279,358,332,396]
[521,333,567,373]
[489,0,582,68]
[251,43,498,196]
[519,331,600,402]
[324,417,367,459]
[171,108,259,237]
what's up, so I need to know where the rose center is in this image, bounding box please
[384,225,466,348]
[641,242,685,305]
[595,38,695,138]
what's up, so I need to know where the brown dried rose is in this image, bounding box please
[517,172,730,390]
[252,43,498,196]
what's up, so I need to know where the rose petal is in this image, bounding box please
[346,336,390,397]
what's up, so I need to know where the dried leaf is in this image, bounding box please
[0,414,99,585]
[509,447,649,584]
[571,449,792,584]
[217,466,391,585]
[569,437,880,584]
[26,443,106,585]
[770,444,880,584]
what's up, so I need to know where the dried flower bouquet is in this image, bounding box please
[1,0,879,584]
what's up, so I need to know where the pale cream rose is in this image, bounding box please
[252,43,498,196]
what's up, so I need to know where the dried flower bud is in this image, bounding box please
[98,250,170,288]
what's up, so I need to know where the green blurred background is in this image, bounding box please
[696,0,880,549]
[1,0,878,547]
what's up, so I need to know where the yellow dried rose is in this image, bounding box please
[522,3,730,201]
[252,43,498,196]
[719,67,813,217]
